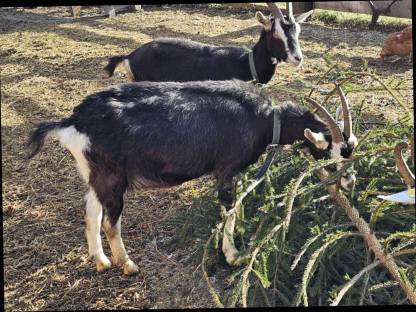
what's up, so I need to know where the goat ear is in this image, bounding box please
[294,10,313,23]
[304,128,329,150]
[256,11,272,31]
[335,105,345,132]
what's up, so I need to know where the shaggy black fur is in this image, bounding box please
[104,18,289,84]
[28,80,333,225]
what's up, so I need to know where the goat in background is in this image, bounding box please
[104,3,313,84]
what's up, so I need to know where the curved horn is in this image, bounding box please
[267,2,285,20]
[335,83,352,140]
[287,2,295,21]
[394,142,415,187]
[288,2,293,16]
[304,96,344,144]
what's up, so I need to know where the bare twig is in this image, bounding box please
[315,168,416,304]
[331,248,416,306]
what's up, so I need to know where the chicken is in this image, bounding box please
[380,25,412,61]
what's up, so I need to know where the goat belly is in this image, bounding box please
[70,80,273,189]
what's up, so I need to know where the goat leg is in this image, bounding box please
[222,209,240,265]
[218,177,240,265]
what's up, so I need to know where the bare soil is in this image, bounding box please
[1,5,413,310]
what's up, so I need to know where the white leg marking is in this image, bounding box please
[102,216,139,275]
[222,210,239,265]
[56,126,91,183]
[123,59,135,82]
[85,189,112,272]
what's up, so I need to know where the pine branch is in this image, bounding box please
[314,168,416,304]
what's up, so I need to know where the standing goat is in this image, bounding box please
[28,80,357,274]
[104,3,313,84]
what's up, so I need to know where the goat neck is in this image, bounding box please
[268,102,327,146]
[250,30,278,84]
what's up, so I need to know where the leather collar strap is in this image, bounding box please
[248,50,259,83]
[254,108,281,180]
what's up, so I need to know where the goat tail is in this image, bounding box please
[104,55,126,77]
[27,119,71,159]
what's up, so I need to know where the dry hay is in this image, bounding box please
[1,5,413,310]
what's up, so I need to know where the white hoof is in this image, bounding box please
[123,259,139,275]
[224,248,239,266]
[96,255,112,272]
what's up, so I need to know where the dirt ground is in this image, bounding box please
[1,5,413,310]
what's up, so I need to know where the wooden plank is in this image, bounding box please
[70,6,81,17]
[292,2,314,14]
[226,3,288,14]
[314,1,412,19]
[100,5,137,18]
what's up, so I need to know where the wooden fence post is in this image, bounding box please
[291,2,314,14]
[71,6,81,17]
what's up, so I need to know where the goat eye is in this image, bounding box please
[327,164,337,171]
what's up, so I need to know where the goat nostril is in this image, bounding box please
[295,56,302,62]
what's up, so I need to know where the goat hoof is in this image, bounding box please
[225,252,238,266]
[109,255,119,266]
[96,255,112,272]
[123,259,139,275]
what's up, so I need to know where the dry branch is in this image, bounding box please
[314,168,416,304]
[367,0,400,30]
[394,142,415,187]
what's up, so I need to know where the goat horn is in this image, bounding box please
[267,2,285,20]
[304,96,344,144]
[288,2,296,22]
[335,83,352,140]
[394,142,415,187]
[288,2,294,20]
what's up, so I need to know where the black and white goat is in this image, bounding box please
[104,3,313,84]
[28,80,357,274]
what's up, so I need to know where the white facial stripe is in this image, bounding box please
[295,22,301,35]
[274,20,303,66]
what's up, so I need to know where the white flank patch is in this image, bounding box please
[123,59,135,82]
[55,126,91,183]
